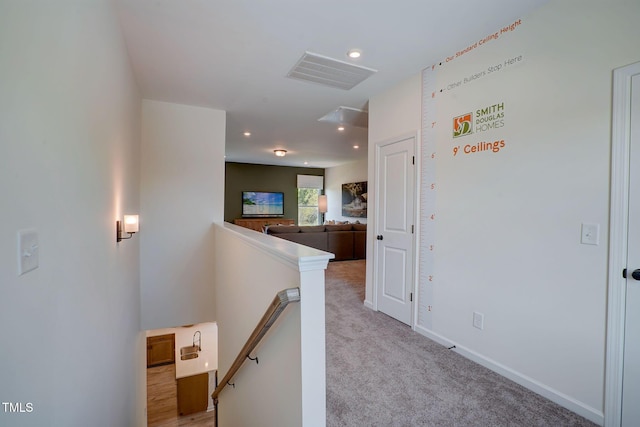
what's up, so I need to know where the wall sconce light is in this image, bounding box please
[116,215,139,243]
[274,149,287,157]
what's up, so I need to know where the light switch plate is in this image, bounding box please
[17,229,39,276]
[581,223,599,245]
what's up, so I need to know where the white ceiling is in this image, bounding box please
[114,0,548,168]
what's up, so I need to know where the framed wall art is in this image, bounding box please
[342,181,367,218]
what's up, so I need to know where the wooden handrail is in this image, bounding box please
[212,287,301,405]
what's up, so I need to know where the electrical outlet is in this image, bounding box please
[473,312,484,330]
[17,229,39,276]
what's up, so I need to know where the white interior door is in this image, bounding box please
[375,135,415,325]
[622,71,640,426]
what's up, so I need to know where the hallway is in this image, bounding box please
[325,260,596,426]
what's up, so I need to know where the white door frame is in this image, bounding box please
[372,132,419,327]
[605,60,640,427]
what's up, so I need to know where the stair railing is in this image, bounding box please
[212,287,301,408]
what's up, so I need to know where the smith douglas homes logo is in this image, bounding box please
[453,102,505,138]
[453,113,473,138]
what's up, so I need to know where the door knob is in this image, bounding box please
[623,268,640,280]
[377,235,383,240]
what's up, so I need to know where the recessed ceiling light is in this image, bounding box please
[338,126,345,131]
[347,49,361,59]
[243,131,251,137]
[274,149,287,157]
[353,145,359,149]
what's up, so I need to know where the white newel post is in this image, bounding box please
[299,264,328,426]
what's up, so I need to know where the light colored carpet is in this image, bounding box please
[325,260,597,427]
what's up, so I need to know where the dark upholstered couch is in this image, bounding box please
[266,224,367,261]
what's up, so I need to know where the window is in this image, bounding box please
[298,188,321,225]
[297,174,324,226]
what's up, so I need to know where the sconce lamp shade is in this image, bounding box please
[123,215,139,233]
[117,214,139,243]
[318,195,328,214]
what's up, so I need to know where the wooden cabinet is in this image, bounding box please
[147,334,175,368]
[234,218,295,232]
[177,373,209,416]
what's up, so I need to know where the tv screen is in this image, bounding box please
[242,191,284,217]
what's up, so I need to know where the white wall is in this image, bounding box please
[140,100,225,330]
[0,1,144,426]
[366,74,422,309]
[324,159,368,224]
[367,0,640,424]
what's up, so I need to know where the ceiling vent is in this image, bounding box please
[286,51,377,90]
[318,106,368,128]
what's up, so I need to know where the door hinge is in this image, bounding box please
[410,293,413,302]
[411,225,414,234]
[412,156,415,165]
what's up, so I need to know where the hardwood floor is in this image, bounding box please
[147,364,216,427]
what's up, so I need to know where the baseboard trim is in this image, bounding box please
[413,325,604,426]
[363,299,374,310]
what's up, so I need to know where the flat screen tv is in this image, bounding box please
[242,191,284,217]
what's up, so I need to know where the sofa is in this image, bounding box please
[266,223,367,261]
